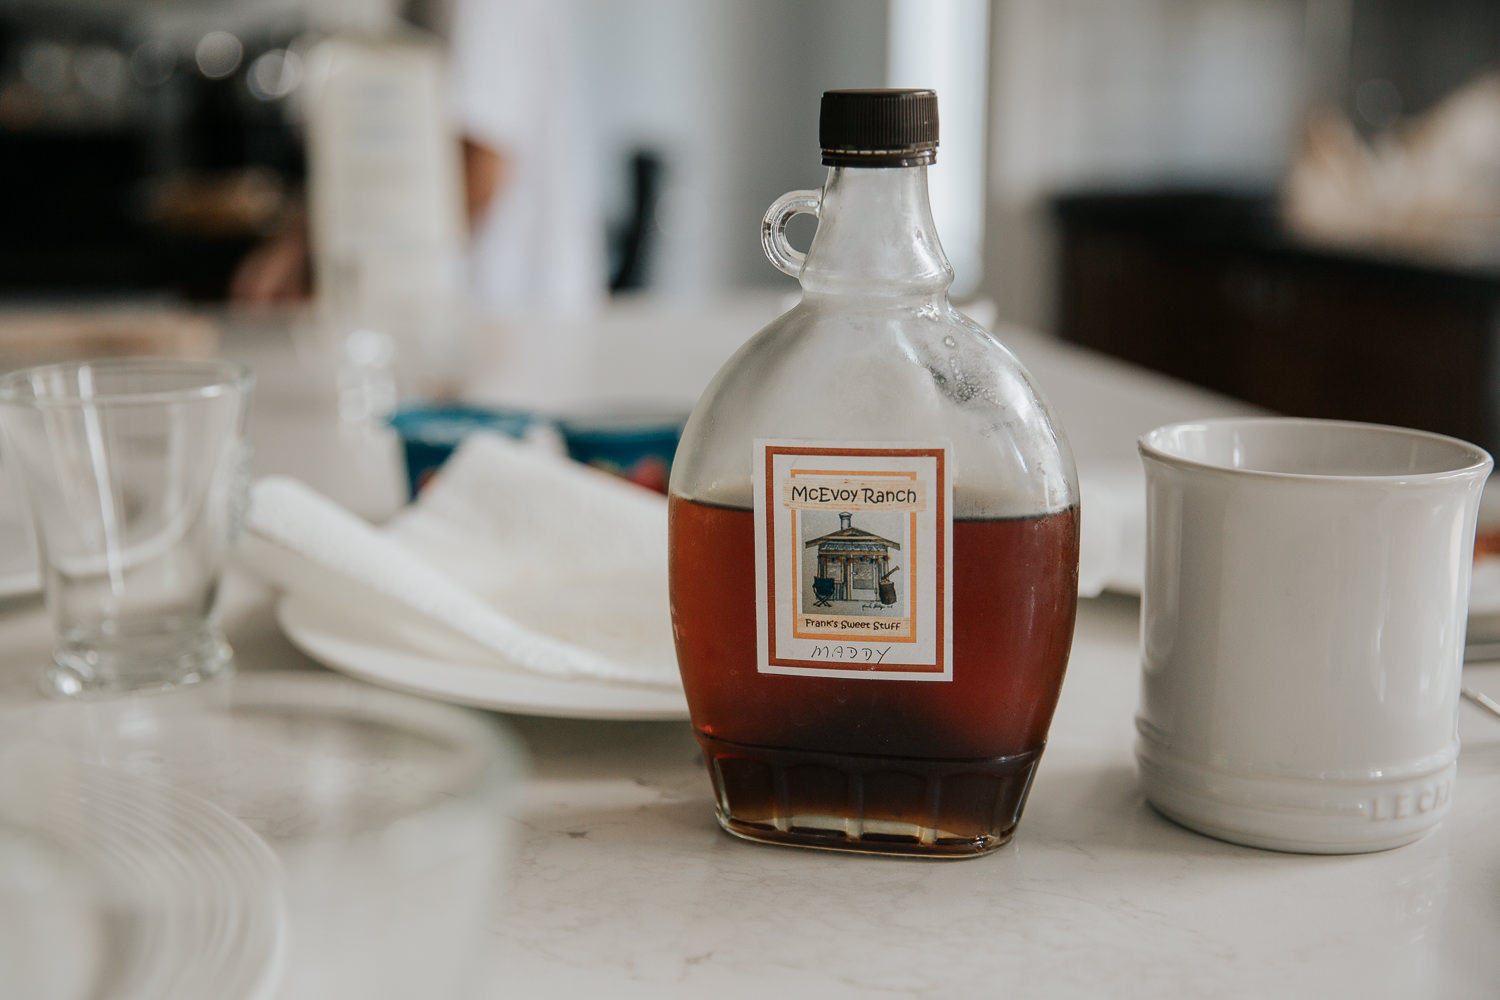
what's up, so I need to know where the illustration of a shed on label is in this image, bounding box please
[804,511,902,610]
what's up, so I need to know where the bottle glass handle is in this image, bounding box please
[761,189,821,278]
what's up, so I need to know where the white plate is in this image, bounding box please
[277,595,690,721]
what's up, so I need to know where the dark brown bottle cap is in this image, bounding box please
[819,89,939,167]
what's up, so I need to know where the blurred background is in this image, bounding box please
[1,0,1499,447]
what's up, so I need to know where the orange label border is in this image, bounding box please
[763,445,947,675]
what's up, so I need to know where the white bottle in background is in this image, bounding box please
[302,26,468,415]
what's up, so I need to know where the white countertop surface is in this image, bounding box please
[1,295,1497,999]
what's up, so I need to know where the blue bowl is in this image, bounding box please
[555,411,686,494]
[388,403,535,498]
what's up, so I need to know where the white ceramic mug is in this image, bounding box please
[1136,418,1491,853]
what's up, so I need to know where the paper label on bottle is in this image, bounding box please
[753,440,953,681]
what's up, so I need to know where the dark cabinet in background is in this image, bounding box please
[1053,192,1500,453]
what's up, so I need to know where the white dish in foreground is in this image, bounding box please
[277,595,689,721]
[0,754,284,1000]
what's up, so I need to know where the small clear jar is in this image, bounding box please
[668,90,1079,857]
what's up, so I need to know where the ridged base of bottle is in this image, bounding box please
[695,731,1042,858]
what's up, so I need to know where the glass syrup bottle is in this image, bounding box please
[668,90,1079,857]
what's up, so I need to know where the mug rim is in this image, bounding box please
[1139,417,1493,483]
[0,357,254,408]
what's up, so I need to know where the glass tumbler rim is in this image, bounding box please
[0,357,254,409]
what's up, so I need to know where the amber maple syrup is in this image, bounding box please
[668,497,1079,856]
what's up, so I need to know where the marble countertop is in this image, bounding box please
[489,612,1500,999]
[1,296,1497,998]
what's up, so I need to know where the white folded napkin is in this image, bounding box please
[238,432,679,688]
[1077,461,1147,599]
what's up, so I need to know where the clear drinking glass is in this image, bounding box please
[0,359,254,697]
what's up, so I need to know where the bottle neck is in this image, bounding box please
[799,165,953,298]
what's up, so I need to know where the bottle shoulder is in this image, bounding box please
[671,298,1078,517]
[699,299,1037,401]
